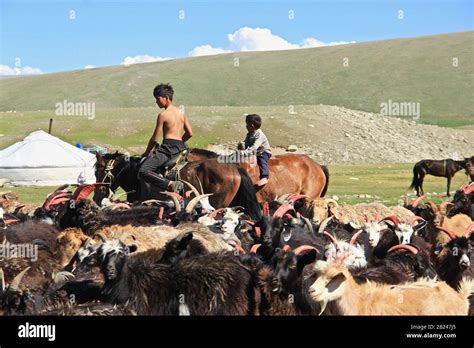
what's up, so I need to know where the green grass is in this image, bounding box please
[1,31,473,128]
[5,163,470,206]
[326,163,470,205]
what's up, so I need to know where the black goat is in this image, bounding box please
[254,248,317,315]
[352,243,437,285]
[434,227,472,291]
[448,189,474,219]
[76,239,256,315]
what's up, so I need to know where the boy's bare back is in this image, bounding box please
[160,105,186,141]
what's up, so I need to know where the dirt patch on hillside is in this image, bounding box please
[206,105,473,164]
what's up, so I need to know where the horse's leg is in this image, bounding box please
[419,171,425,195]
[446,175,452,197]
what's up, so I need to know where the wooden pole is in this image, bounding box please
[48,118,53,134]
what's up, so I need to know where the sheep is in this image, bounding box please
[307,261,473,315]
[75,239,256,315]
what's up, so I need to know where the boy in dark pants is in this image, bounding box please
[138,83,193,194]
[238,114,272,186]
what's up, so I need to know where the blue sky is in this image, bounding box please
[1,0,472,74]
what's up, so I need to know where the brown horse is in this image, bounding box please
[94,150,263,221]
[188,150,329,203]
[409,157,473,197]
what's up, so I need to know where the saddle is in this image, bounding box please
[161,149,189,181]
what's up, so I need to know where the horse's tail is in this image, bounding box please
[320,165,330,197]
[409,163,420,191]
[231,167,263,222]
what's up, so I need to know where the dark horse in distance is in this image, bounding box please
[409,156,474,197]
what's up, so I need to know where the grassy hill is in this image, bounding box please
[1,31,473,127]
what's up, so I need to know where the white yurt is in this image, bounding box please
[0,130,96,186]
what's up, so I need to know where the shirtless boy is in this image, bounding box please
[138,83,193,192]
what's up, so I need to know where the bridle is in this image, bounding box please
[101,158,128,192]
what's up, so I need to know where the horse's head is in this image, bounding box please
[93,152,123,205]
[465,156,474,182]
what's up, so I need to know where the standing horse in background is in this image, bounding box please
[409,157,473,197]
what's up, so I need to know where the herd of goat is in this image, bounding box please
[0,181,473,316]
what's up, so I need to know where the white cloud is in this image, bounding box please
[188,27,355,57]
[0,64,43,76]
[84,65,96,69]
[300,37,356,48]
[121,54,170,66]
[228,27,299,51]
[188,45,231,57]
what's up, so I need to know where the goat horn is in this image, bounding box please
[0,268,5,292]
[350,230,364,246]
[381,216,401,225]
[185,194,213,214]
[231,242,246,255]
[142,199,168,206]
[93,233,107,242]
[207,207,226,218]
[179,180,200,197]
[387,244,419,255]
[196,176,204,195]
[323,231,340,252]
[293,245,318,255]
[250,244,261,254]
[411,194,427,207]
[301,216,314,234]
[407,216,426,226]
[111,202,131,210]
[403,195,408,206]
[436,226,457,240]
[9,266,30,292]
[317,216,334,234]
[13,205,25,215]
[463,224,474,238]
[439,201,454,210]
[324,198,339,207]
[161,192,182,213]
[273,203,296,219]
[288,194,309,203]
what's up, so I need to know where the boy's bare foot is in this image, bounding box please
[256,178,268,186]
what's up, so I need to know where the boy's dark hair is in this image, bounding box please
[245,114,262,129]
[153,83,174,101]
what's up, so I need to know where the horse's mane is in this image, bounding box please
[188,148,219,158]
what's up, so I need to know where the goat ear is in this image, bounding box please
[126,244,138,254]
[297,249,317,273]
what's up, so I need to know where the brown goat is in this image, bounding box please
[307,261,473,315]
